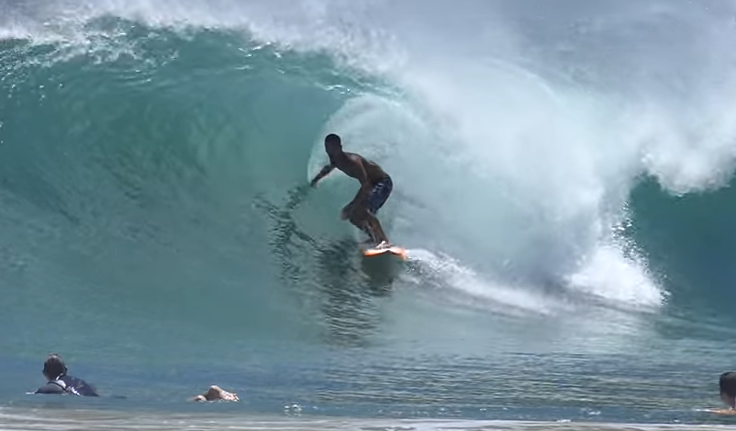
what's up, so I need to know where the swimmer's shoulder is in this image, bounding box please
[34,381,66,395]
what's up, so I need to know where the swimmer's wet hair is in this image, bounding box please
[43,353,67,380]
[720,372,736,398]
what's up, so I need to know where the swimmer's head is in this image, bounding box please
[719,372,736,408]
[42,353,68,381]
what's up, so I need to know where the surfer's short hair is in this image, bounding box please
[325,133,341,146]
[43,353,67,380]
[720,372,736,397]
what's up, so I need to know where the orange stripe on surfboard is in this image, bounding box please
[362,246,408,260]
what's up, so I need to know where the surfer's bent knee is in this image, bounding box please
[349,206,370,223]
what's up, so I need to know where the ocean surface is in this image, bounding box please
[2,0,736,429]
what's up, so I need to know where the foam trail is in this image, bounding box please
[403,248,568,317]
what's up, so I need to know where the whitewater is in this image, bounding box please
[2,0,736,429]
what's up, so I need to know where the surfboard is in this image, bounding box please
[361,244,408,260]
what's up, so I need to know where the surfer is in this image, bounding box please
[34,353,99,397]
[310,133,392,248]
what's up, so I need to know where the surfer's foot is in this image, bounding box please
[375,240,390,249]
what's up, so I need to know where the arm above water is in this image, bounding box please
[704,407,736,415]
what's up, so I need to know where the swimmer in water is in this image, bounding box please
[192,385,240,402]
[706,371,736,415]
[34,353,98,397]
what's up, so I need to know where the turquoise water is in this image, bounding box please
[2,0,736,428]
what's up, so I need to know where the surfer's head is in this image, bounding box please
[324,133,343,159]
[719,372,736,407]
[42,353,67,380]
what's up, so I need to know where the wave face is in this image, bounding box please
[2,0,736,423]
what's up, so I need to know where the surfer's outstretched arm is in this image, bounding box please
[310,164,334,187]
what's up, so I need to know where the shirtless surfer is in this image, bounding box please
[310,133,392,248]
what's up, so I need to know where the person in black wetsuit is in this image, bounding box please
[34,353,98,397]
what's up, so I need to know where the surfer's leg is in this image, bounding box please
[363,177,392,246]
[351,206,388,245]
[349,211,377,242]
[365,213,389,246]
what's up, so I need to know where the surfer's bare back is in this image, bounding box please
[310,133,393,248]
